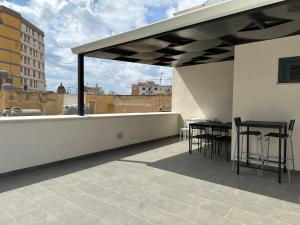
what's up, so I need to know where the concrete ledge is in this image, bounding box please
[0,112,180,173]
[0,112,180,123]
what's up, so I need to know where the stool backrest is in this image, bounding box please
[234,117,241,127]
[234,117,242,133]
[289,119,296,132]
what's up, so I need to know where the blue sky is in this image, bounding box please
[1,0,206,94]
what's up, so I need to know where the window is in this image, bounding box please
[279,56,300,84]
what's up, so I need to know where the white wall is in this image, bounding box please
[172,61,234,125]
[232,35,300,170]
[0,113,179,173]
[64,93,87,106]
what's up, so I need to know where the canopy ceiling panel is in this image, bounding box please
[73,0,300,67]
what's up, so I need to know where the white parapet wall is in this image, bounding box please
[0,112,179,174]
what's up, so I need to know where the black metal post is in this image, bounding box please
[189,125,192,154]
[247,126,249,166]
[284,125,287,173]
[278,127,282,183]
[237,126,240,175]
[78,54,84,116]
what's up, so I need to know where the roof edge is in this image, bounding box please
[21,17,44,36]
[0,5,44,36]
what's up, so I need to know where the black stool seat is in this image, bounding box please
[240,131,262,136]
[193,134,214,139]
[265,132,289,138]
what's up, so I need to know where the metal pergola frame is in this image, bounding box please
[78,54,85,116]
[75,0,299,116]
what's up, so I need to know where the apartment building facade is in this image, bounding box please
[0,5,45,92]
[132,81,172,96]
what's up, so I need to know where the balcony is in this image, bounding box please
[1,1,300,224]
[0,136,300,225]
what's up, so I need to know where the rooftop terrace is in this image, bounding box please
[0,137,299,225]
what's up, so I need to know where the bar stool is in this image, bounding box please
[264,119,295,183]
[180,120,190,141]
[192,126,214,157]
[216,124,232,161]
[209,121,223,155]
[232,117,264,175]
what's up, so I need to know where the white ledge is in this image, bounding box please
[0,112,180,123]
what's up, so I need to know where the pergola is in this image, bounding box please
[72,0,300,116]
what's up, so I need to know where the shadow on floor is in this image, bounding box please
[0,136,299,206]
[0,137,178,193]
[146,142,300,204]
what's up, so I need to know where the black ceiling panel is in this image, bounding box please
[153,62,171,66]
[157,48,186,56]
[205,48,229,55]
[90,1,300,67]
[192,56,211,61]
[156,56,176,62]
[219,35,258,45]
[114,57,140,62]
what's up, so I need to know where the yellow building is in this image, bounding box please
[0,5,21,88]
[0,5,45,91]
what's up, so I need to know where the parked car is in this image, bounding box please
[1,107,42,117]
[63,105,90,115]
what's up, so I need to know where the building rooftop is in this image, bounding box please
[0,5,44,35]
[0,137,299,225]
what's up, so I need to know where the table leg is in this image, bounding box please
[247,126,250,166]
[226,130,229,161]
[284,126,287,173]
[189,126,192,154]
[237,126,240,175]
[278,127,282,183]
[211,129,214,159]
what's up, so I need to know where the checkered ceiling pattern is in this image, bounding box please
[86,1,300,67]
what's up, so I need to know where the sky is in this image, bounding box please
[1,0,207,94]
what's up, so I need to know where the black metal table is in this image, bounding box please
[237,121,288,183]
[189,121,232,156]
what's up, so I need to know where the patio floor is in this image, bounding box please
[0,137,300,225]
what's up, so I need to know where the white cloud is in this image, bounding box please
[0,0,204,94]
